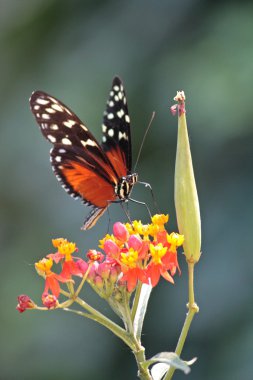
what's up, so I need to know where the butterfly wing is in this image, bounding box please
[101,76,132,177]
[30,91,119,228]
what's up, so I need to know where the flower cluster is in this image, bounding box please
[100,214,184,292]
[17,215,184,312]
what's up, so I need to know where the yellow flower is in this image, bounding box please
[167,232,184,252]
[120,248,139,269]
[150,243,167,265]
[151,214,169,226]
[58,241,76,260]
[35,258,53,277]
[52,238,67,248]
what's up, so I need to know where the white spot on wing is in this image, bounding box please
[102,136,106,143]
[48,97,58,104]
[110,91,114,96]
[51,103,63,112]
[64,107,72,116]
[117,109,124,118]
[81,139,98,147]
[62,138,72,145]
[46,108,56,114]
[108,129,114,137]
[109,100,114,107]
[36,98,49,105]
[55,156,62,162]
[114,95,119,101]
[33,105,40,110]
[50,124,59,130]
[63,120,76,128]
[42,113,50,120]
[80,124,88,131]
[125,115,130,123]
[119,131,128,140]
[102,124,107,132]
[113,85,119,91]
[118,92,123,100]
[107,113,114,120]
[58,148,66,153]
[47,135,56,143]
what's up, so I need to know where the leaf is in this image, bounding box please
[133,283,152,339]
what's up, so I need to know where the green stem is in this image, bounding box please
[164,262,199,380]
[122,291,135,335]
[133,346,152,380]
[69,296,135,349]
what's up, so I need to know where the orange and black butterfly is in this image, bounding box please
[30,77,138,229]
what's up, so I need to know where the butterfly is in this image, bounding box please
[30,77,138,229]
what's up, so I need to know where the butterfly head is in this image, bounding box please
[116,173,138,200]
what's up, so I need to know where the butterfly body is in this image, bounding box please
[30,77,137,229]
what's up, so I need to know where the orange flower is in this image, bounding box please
[35,258,70,298]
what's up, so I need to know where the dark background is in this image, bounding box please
[1,0,253,379]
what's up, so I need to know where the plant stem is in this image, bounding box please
[68,296,135,349]
[164,262,199,380]
[133,345,152,380]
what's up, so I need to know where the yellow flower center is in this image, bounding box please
[52,238,67,248]
[58,241,76,260]
[167,232,184,252]
[150,243,167,265]
[120,248,139,269]
[151,214,169,226]
[35,258,53,276]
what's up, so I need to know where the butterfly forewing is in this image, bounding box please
[102,76,132,176]
[30,77,135,229]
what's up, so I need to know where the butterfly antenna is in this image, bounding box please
[133,111,160,213]
[134,111,155,172]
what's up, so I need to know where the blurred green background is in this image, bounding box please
[1,0,253,379]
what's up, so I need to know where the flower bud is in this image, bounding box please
[42,293,58,309]
[113,222,129,242]
[128,234,142,251]
[16,295,35,313]
[109,266,119,283]
[76,259,89,274]
[174,92,201,263]
[87,249,103,262]
[103,239,119,257]
[94,275,103,289]
[97,261,110,280]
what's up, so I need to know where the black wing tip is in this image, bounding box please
[112,76,123,86]
[30,90,49,104]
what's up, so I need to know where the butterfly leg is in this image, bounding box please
[120,201,133,225]
[137,181,160,213]
[128,197,152,219]
[105,199,132,226]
